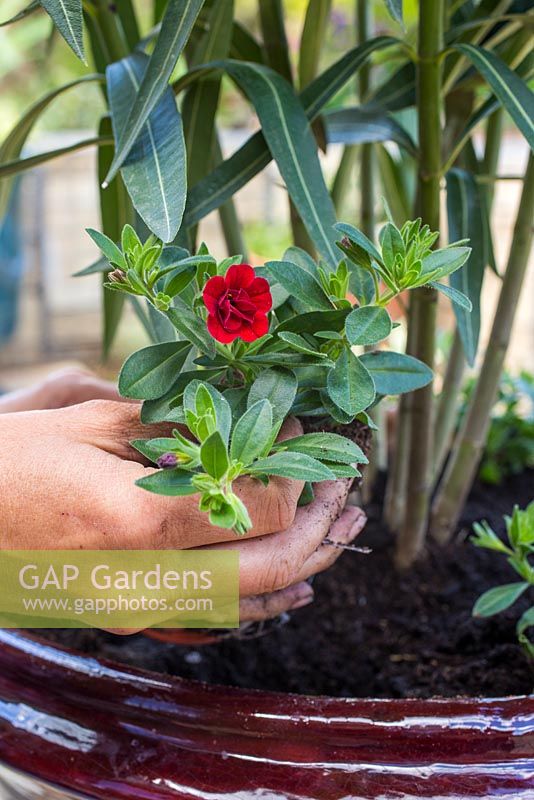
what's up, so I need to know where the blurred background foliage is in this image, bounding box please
[0,0,418,137]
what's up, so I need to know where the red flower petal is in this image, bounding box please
[239,313,269,342]
[252,313,269,337]
[225,263,255,290]
[203,276,226,314]
[207,314,240,343]
[247,276,273,313]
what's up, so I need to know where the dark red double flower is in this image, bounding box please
[202,264,272,344]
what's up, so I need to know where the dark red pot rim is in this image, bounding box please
[0,628,533,799]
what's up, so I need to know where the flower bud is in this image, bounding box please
[108,268,127,284]
[155,292,172,311]
[157,452,178,470]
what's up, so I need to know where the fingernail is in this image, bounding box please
[290,588,314,610]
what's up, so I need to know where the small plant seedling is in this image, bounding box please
[471,502,534,658]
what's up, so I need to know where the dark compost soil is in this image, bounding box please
[43,468,533,699]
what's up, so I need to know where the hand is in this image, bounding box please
[0,392,364,629]
[0,367,124,413]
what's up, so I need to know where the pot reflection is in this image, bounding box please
[0,629,533,799]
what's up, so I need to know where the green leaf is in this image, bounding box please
[248,452,336,481]
[166,299,216,357]
[107,53,187,243]
[231,400,273,465]
[380,222,405,269]
[429,281,473,312]
[368,62,415,112]
[0,137,112,182]
[276,308,350,334]
[345,306,392,346]
[230,20,265,63]
[420,246,471,279]
[517,607,534,657]
[104,0,205,185]
[265,260,332,310]
[40,0,85,62]
[183,380,232,445]
[114,0,140,50]
[131,437,185,463]
[1,1,40,26]
[454,44,534,150]
[135,468,197,496]
[119,341,191,399]
[274,432,368,464]
[278,332,330,358]
[327,348,376,415]
[446,169,485,365]
[182,0,233,190]
[473,582,529,618]
[325,107,416,155]
[0,75,101,217]
[140,369,222,423]
[223,62,338,266]
[247,368,297,429]
[334,221,383,265]
[359,351,433,395]
[383,0,403,26]
[200,431,229,480]
[182,37,396,230]
[298,0,332,89]
[86,228,126,269]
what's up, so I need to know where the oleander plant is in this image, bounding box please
[88,218,470,532]
[1,0,533,566]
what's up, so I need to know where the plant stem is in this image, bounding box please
[430,153,534,542]
[213,134,247,258]
[357,0,375,239]
[332,146,358,215]
[384,291,420,532]
[92,0,129,61]
[395,0,443,569]
[483,108,504,212]
[432,329,466,482]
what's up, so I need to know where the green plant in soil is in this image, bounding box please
[88,217,469,532]
[472,502,534,658]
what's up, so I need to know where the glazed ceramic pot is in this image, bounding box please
[0,629,533,799]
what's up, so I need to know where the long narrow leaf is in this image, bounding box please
[299,0,332,88]
[1,1,40,26]
[104,0,205,185]
[455,43,534,149]
[324,106,416,155]
[107,53,186,242]
[114,0,140,50]
[183,36,396,230]
[383,0,403,26]
[0,74,102,216]
[446,168,486,365]
[223,61,338,266]
[40,0,85,62]
[0,136,111,179]
[230,21,265,63]
[182,0,233,188]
